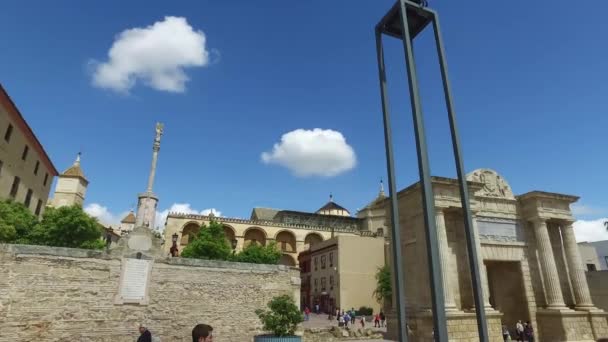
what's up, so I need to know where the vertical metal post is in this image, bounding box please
[375,30,409,342]
[397,1,448,340]
[431,13,489,341]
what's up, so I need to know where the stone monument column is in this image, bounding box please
[135,123,163,229]
[561,222,595,310]
[436,209,457,311]
[533,218,567,309]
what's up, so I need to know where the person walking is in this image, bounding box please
[374,313,380,328]
[524,321,534,342]
[502,325,510,342]
[304,306,310,321]
[137,325,152,342]
[338,314,345,327]
[515,320,524,341]
[315,303,319,314]
[344,312,350,327]
[380,311,386,327]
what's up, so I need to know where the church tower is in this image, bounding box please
[135,122,163,229]
[51,153,88,207]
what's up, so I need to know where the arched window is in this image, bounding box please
[305,233,323,247]
[181,223,200,245]
[275,230,297,252]
[244,227,266,247]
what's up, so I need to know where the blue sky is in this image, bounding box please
[1,1,606,240]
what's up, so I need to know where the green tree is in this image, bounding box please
[29,205,103,249]
[0,200,38,243]
[373,265,392,304]
[255,295,303,337]
[234,242,281,264]
[181,221,232,260]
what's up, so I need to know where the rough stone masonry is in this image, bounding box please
[0,244,300,342]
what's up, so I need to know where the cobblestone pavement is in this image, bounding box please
[302,313,396,341]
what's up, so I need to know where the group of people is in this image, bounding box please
[137,323,214,342]
[501,320,534,342]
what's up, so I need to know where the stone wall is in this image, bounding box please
[588,270,608,311]
[0,244,300,342]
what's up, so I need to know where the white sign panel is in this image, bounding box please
[115,258,153,305]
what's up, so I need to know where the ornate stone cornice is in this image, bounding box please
[167,212,361,234]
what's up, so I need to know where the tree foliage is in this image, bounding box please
[373,265,392,304]
[0,200,38,243]
[29,205,103,249]
[255,295,303,337]
[180,221,232,260]
[233,242,281,265]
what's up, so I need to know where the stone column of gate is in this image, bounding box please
[436,209,457,311]
[472,217,493,310]
[561,222,595,309]
[533,218,567,309]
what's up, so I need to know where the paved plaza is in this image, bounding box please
[302,313,394,341]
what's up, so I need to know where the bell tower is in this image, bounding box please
[51,153,88,207]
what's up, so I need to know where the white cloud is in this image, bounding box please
[90,16,209,93]
[574,218,608,242]
[571,204,605,217]
[84,203,129,227]
[261,128,357,177]
[85,202,221,231]
[156,203,222,231]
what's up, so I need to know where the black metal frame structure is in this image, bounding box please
[375,1,489,341]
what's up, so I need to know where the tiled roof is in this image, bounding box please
[250,207,280,221]
[61,164,86,178]
[316,201,350,213]
[121,211,136,224]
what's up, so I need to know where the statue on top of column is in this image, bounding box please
[153,122,164,150]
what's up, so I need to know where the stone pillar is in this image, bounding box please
[472,218,493,310]
[436,209,457,311]
[561,222,595,309]
[533,219,567,309]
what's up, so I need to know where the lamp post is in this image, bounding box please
[170,233,179,257]
[375,1,488,341]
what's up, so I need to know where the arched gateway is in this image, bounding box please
[385,169,608,342]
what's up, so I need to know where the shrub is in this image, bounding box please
[373,265,392,304]
[181,221,232,260]
[255,295,303,336]
[356,306,373,316]
[234,242,281,264]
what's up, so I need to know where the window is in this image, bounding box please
[314,278,318,292]
[330,275,334,290]
[24,189,33,208]
[21,145,29,161]
[314,257,318,271]
[0,159,3,177]
[34,161,40,175]
[9,176,20,198]
[329,252,333,267]
[4,124,13,142]
[587,264,597,271]
[43,173,49,186]
[35,199,43,216]
[605,256,608,268]
[321,255,326,269]
[321,277,326,291]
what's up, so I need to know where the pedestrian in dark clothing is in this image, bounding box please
[138,325,152,342]
[380,311,386,327]
[502,325,510,342]
[524,321,534,342]
[192,323,213,342]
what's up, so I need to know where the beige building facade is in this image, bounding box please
[0,84,58,215]
[384,169,608,341]
[299,234,385,314]
[163,191,388,265]
[578,242,603,271]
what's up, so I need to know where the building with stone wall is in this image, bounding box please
[0,243,300,342]
[0,84,58,215]
[298,234,385,314]
[579,241,603,271]
[163,190,387,266]
[384,169,608,341]
[588,240,608,270]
